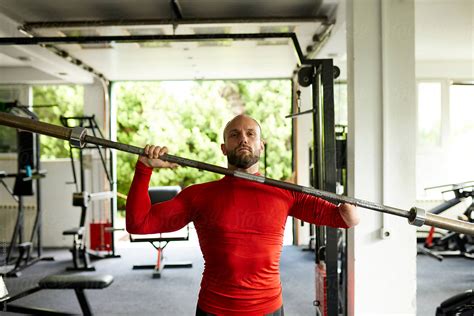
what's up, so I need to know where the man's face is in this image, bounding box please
[221,116,264,169]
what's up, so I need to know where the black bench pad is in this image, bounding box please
[39,274,114,289]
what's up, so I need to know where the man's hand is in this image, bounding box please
[139,145,179,169]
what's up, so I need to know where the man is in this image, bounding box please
[126,114,359,316]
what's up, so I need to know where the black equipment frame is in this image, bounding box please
[59,115,119,272]
[307,60,341,316]
[1,273,114,315]
[0,103,53,277]
[418,184,474,261]
[290,59,344,315]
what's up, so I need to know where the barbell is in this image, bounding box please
[0,111,473,236]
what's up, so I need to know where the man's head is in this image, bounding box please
[221,114,264,171]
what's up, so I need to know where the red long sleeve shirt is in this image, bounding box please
[126,161,348,315]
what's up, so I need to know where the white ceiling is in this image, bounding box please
[0,0,472,83]
[0,52,24,66]
[33,23,319,81]
[0,0,335,82]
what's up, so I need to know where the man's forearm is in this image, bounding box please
[125,162,153,233]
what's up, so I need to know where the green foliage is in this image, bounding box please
[32,85,84,158]
[115,80,292,210]
[0,124,16,152]
[232,81,293,180]
[23,81,291,211]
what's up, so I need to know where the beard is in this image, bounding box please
[227,146,260,169]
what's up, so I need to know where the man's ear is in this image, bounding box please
[260,139,265,151]
[221,143,227,156]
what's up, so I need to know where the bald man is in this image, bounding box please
[126,114,359,316]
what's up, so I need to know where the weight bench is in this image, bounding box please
[130,186,192,278]
[436,289,474,316]
[130,231,193,278]
[0,242,34,277]
[1,273,114,315]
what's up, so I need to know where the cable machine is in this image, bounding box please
[0,101,53,277]
[289,60,346,316]
[60,115,119,271]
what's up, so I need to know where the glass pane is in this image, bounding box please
[417,82,441,147]
[450,85,474,141]
[32,85,84,159]
[448,84,474,180]
[334,82,347,126]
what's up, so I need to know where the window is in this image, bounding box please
[448,83,474,179]
[449,84,474,146]
[417,82,442,148]
[32,85,83,159]
[416,81,474,200]
[334,81,348,126]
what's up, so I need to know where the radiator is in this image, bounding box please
[0,204,37,243]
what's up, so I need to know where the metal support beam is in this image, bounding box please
[0,32,308,66]
[20,17,328,31]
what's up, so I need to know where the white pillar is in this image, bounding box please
[295,85,315,245]
[83,79,110,220]
[84,78,108,132]
[346,0,417,315]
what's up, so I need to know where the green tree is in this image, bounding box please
[115,80,292,210]
[32,85,84,158]
[226,81,293,180]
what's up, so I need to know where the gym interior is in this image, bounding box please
[1,1,473,315]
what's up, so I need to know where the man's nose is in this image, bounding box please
[238,133,248,144]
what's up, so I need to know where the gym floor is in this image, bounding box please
[2,238,473,315]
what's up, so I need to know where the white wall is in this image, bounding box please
[417,61,474,79]
[346,1,417,315]
[39,154,111,248]
[1,157,92,248]
[40,159,82,247]
[83,79,114,231]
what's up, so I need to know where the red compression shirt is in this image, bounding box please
[126,161,348,316]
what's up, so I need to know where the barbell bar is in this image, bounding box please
[0,111,473,236]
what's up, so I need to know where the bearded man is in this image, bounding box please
[126,114,359,316]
